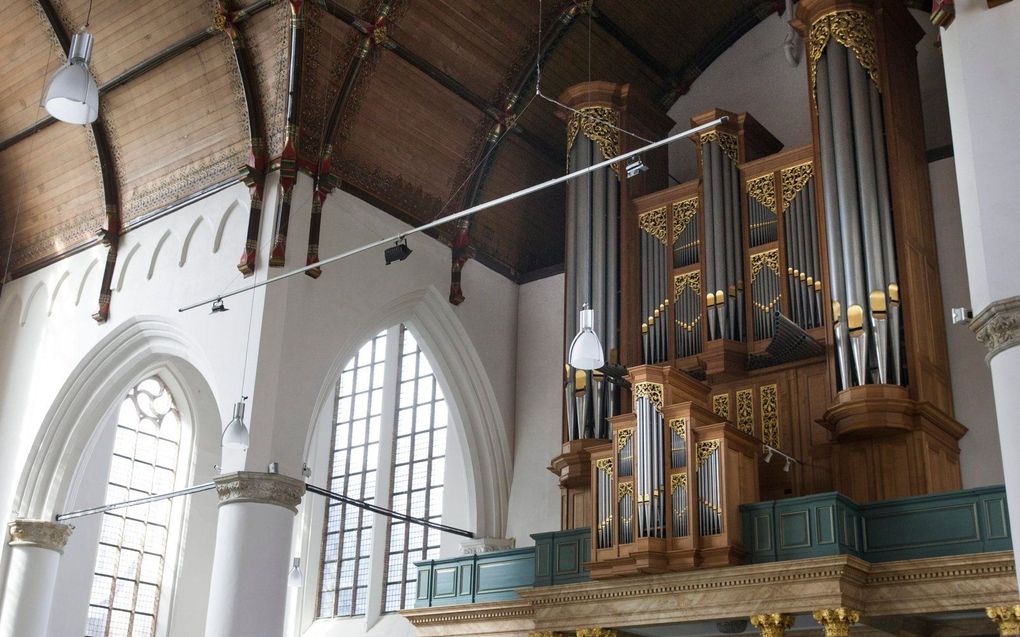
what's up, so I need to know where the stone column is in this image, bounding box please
[988,606,1020,637]
[940,0,1020,586]
[204,472,305,637]
[0,520,72,637]
[751,613,795,637]
[813,608,860,637]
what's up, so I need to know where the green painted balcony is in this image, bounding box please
[413,486,1010,608]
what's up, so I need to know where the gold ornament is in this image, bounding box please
[566,106,621,173]
[672,196,699,243]
[674,271,701,297]
[781,162,813,212]
[809,10,880,106]
[595,458,614,476]
[712,393,730,419]
[699,130,738,162]
[696,440,721,468]
[813,608,861,637]
[747,173,777,213]
[639,206,668,244]
[761,384,779,448]
[670,472,688,491]
[987,606,1020,637]
[669,417,687,440]
[616,428,634,451]
[751,614,796,637]
[751,249,780,280]
[617,481,633,501]
[736,388,754,435]
[633,382,664,412]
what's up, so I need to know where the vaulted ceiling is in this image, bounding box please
[0,0,783,283]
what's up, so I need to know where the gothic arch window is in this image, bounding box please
[85,376,186,637]
[317,325,448,618]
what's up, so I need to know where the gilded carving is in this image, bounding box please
[633,382,664,412]
[638,206,668,244]
[751,249,780,280]
[616,428,633,452]
[761,384,779,448]
[214,471,305,512]
[696,440,721,468]
[699,130,738,162]
[566,106,621,172]
[781,162,814,212]
[751,614,796,637]
[8,520,72,553]
[596,458,614,476]
[671,197,699,243]
[674,271,701,298]
[670,472,688,492]
[987,606,1020,637]
[736,388,754,435]
[747,173,777,213]
[617,481,633,501]
[971,295,1020,362]
[577,629,617,637]
[712,393,730,419]
[809,10,880,105]
[530,632,568,637]
[813,608,861,637]
[669,417,687,440]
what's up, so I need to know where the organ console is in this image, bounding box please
[549,0,967,578]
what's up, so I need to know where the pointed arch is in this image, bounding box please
[301,286,512,538]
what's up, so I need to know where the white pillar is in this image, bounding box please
[205,472,304,637]
[0,520,72,637]
[940,0,1020,587]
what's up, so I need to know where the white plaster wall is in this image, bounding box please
[929,158,1002,487]
[505,274,565,546]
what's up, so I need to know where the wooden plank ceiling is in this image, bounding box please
[0,0,780,282]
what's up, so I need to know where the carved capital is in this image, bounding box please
[751,614,795,637]
[577,630,617,637]
[813,608,860,637]
[971,295,1020,362]
[460,537,515,555]
[530,632,568,637]
[214,471,305,513]
[8,519,73,553]
[988,606,1020,636]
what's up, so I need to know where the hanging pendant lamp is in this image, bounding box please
[569,304,605,371]
[222,400,250,449]
[44,28,99,125]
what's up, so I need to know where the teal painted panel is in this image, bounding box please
[475,554,535,594]
[984,496,1009,540]
[433,567,458,598]
[816,505,835,545]
[535,542,551,577]
[753,512,772,552]
[779,511,811,549]
[459,564,473,596]
[531,528,592,586]
[416,567,431,604]
[864,503,980,551]
[556,540,579,575]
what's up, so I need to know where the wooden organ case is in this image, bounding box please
[562,0,968,579]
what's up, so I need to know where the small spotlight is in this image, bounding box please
[211,298,228,314]
[96,228,112,246]
[384,238,412,265]
[626,155,649,178]
[763,448,773,463]
[783,457,792,472]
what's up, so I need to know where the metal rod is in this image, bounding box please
[306,483,474,538]
[179,117,726,312]
[56,482,216,521]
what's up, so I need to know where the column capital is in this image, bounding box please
[751,613,796,637]
[812,608,860,637]
[972,295,1020,362]
[576,630,617,637]
[7,519,72,553]
[460,537,515,555]
[214,471,305,513]
[988,606,1020,636]
[529,632,568,637]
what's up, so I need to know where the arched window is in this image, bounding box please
[317,325,448,618]
[85,376,183,637]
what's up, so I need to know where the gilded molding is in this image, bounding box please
[747,173,777,213]
[970,295,1020,363]
[596,458,614,477]
[566,106,621,172]
[736,388,754,435]
[751,613,795,637]
[712,393,730,419]
[633,382,664,412]
[672,197,699,243]
[669,417,687,440]
[696,440,721,468]
[8,519,72,553]
[577,629,617,637]
[809,10,880,106]
[751,249,780,280]
[780,162,813,212]
[813,608,861,637]
[987,606,1020,636]
[761,384,779,448]
[638,206,668,244]
[214,471,305,512]
[699,130,738,162]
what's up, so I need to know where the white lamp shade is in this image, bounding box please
[568,306,605,370]
[222,401,249,449]
[45,31,99,125]
[288,558,303,588]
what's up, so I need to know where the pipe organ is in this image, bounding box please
[557,0,967,577]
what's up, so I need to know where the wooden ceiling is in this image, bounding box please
[0,0,782,283]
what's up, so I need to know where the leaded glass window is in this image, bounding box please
[317,325,448,618]
[86,377,182,637]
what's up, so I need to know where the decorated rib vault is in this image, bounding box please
[1,1,1020,637]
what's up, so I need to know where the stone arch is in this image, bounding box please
[300,285,512,539]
